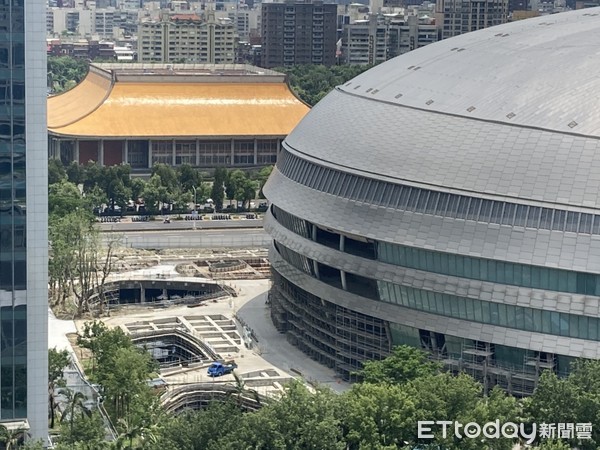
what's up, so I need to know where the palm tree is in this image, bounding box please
[0,424,28,450]
[114,417,158,450]
[59,388,92,435]
[227,371,261,410]
[48,348,70,429]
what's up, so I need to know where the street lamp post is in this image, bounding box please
[192,186,197,230]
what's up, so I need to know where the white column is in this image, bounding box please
[124,139,129,165]
[230,139,235,166]
[172,139,176,166]
[74,140,80,164]
[148,141,153,168]
[52,139,60,159]
[25,0,49,437]
[341,271,347,290]
[50,138,57,159]
[195,139,200,166]
[99,139,104,166]
[254,138,258,165]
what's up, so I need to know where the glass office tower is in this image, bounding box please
[0,0,47,441]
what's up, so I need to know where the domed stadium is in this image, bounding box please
[263,8,600,396]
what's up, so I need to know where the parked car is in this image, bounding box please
[207,360,237,377]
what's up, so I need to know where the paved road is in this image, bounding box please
[235,282,350,393]
[104,228,272,249]
[98,218,263,232]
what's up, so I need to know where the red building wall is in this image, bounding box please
[103,140,124,166]
[79,140,98,164]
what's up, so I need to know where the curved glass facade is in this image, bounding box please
[277,149,600,235]
[273,204,600,296]
[377,281,596,341]
[378,243,600,296]
[274,239,600,342]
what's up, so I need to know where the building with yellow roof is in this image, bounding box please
[48,63,310,169]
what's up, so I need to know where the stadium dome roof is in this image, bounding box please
[284,8,600,209]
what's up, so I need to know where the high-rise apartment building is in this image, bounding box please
[341,14,438,65]
[261,0,337,68]
[1,0,48,442]
[138,12,237,63]
[437,0,508,39]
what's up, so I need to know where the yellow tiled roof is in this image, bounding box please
[48,70,113,129]
[48,73,310,138]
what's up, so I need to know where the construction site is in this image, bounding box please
[50,245,349,444]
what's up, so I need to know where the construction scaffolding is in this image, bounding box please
[269,271,392,381]
[270,269,564,396]
[430,343,558,397]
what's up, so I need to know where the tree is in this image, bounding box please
[224,170,242,206]
[130,178,146,204]
[66,161,86,186]
[48,56,89,94]
[225,169,253,208]
[86,185,109,213]
[525,361,600,450]
[276,65,373,106]
[48,210,116,315]
[82,163,132,211]
[177,164,201,193]
[171,190,193,214]
[100,347,156,421]
[227,371,261,409]
[49,158,67,185]
[114,418,144,450]
[49,180,86,217]
[141,175,170,214]
[221,381,343,450]
[0,424,28,450]
[177,164,210,210]
[150,403,243,450]
[468,387,521,450]
[76,322,158,428]
[235,178,257,210]
[82,161,104,193]
[255,165,273,199]
[57,410,106,450]
[532,440,571,450]
[77,321,129,374]
[49,348,71,429]
[151,164,178,193]
[339,382,417,449]
[210,168,227,210]
[48,210,94,308]
[104,165,133,211]
[59,389,92,438]
[20,441,45,450]
[358,345,441,385]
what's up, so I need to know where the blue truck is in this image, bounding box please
[207,360,237,377]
